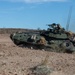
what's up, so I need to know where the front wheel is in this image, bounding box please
[13,39,20,45]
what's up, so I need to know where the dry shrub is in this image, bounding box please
[30,53,54,75]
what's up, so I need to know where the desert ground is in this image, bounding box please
[0,34,75,75]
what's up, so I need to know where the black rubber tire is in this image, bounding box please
[60,41,74,53]
[13,39,20,45]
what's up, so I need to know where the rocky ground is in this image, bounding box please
[0,34,75,75]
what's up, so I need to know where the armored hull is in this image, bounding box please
[10,23,75,53]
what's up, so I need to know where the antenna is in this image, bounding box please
[66,6,72,31]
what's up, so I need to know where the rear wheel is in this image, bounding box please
[60,41,74,53]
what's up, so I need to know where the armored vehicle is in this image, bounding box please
[10,23,75,53]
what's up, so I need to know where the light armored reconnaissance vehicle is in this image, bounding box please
[10,23,75,53]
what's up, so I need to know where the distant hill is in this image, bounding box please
[0,28,39,34]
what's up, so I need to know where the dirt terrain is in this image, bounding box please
[0,34,75,75]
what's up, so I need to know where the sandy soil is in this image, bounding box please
[0,34,75,75]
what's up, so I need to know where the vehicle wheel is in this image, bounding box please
[60,41,74,53]
[13,39,20,45]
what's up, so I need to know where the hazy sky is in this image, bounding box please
[0,0,75,31]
